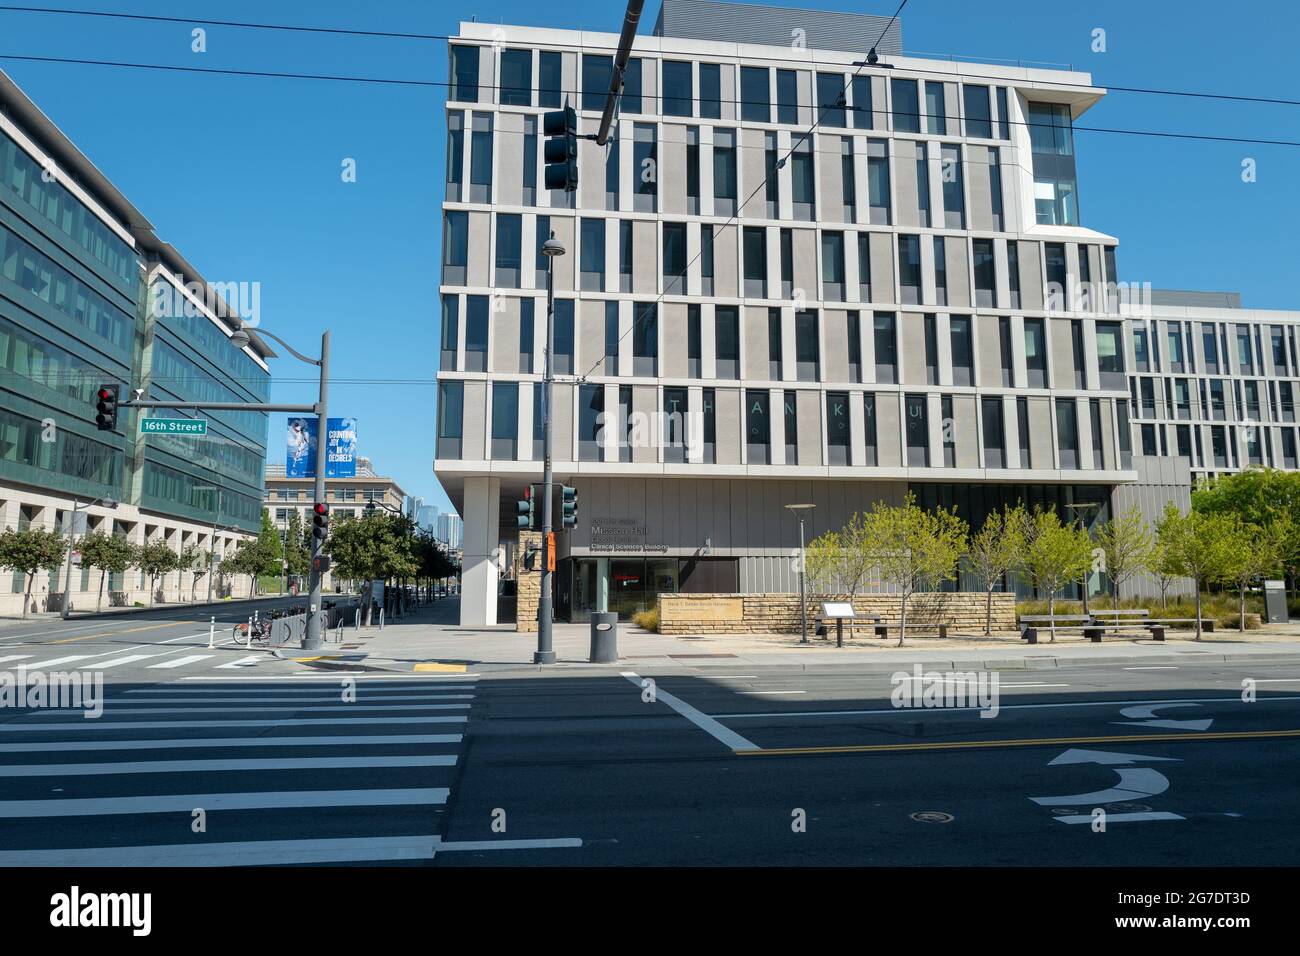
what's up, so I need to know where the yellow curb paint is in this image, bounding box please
[414,663,468,673]
[735,727,1300,757]
[290,656,342,662]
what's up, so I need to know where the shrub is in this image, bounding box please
[632,608,659,632]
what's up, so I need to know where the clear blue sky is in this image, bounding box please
[2,0,1296,515]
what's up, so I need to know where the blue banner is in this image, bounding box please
[286,417,357,478]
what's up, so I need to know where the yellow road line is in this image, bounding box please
[414,663,467,673]
[735,727,1300,757]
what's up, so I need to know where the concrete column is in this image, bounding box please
[461,475,501,626]
[596,557,610,613]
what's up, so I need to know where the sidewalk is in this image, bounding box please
[332,598,1300,674]
[0,591,307,629]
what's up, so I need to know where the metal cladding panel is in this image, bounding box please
[490,298,520,373]
[743,306,770,379]
[945,236,971,308]
[662,303,691,378]
[823,309,850,383]
[797,389,822,466]
[654,0,903,56]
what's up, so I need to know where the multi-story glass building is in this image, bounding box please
[0,69,273,614]
[432,1,1278,626]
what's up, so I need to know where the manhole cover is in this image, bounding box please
[910,811,954,823]
[1050,807,1082,816]
[1108,802,1152,813]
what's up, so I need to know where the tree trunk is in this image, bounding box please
[985,587,993,636]
[896,592,907,647]
[148,575,155,607]
[97,569,106,615]
[22,572,34,619]
[1195,585,1203,641]
[1239,584,1246,634]
[1048,592,1056,642]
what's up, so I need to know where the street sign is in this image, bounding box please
[140,418,208,436]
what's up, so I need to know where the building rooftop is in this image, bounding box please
[653,0,902,56]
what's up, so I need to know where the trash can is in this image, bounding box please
[590,611,618,663]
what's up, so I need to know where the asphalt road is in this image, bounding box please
[0,646,1296,866]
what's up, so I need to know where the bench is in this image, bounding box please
[1019,614,1091,644]
[814,614,882,645]
[873,622,949,640]
[1142,618,1216,641]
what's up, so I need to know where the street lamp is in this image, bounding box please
[785,504,815,644]
[536,231,565,665]
[61,495,117,619]
[231,323,331,650]
[194,484,222,604]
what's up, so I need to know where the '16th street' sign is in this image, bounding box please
[140,418,208,436]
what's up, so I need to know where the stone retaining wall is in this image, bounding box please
[513,530,542,633]
[657,591,1016,636]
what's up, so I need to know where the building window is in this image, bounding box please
[496,214,522,288]
[605,137,620,210]
[982,397,1005,468]
[522,115,538,205]
[664,387,689,463]
[924,315,939,385]
[700,223,714,295]
[582,54,612,111]
[532,383,544,459]
[688,305,702,378]
[1029,102,1079,225]
[623,58,643,114]
[702,388,717,462]
[874,312,897,384]
[442,211,468,285]
[892,78,919,133]
[848,311,862,383]
[446,111,464,201]
[1056,399,1079,469]
[898,235,921,304]
[469,113,493,203]
[1018,397,1032,468]
[449,45,479,102]
[817,72,846,127]
[554,299,574,374]
[1025,318,1047,388]
[768,308,783,380]
[579,384,604,462]
[539,51,562,108]
[619,220,633,292]
[795,310,819,381]
[776,69,798,124]
[764,132,779,217]
[741,66,770,122]
[963,85,992,138]
[440,296,458,371]
[779,228,794,298]
[618,386,633,462]
[933,236,947,307]
[1045,242,1067,310]
[713,128,738,215]
[821,231,844,302]
[579,218,605,292]
[1007,241,1021,309]
[699,62,721,119]
[491,382,519,460]
[500,49,532,106]
[973,239,995,308]
[940,144,963,228]
[437,381,463,459]
[520,298,534,373]
[915,142,931,227]
[663,60,694,117]
[784,390,799,465]
[746,390,771,464]
[996,87,1010,139]
[464,296,488,372]
[867,140,890,224]
[941,395,956,467]
[1090,399,1105,469]
[663,222,687,294]
[950,316,973,386]
[633,303,658,376]
[863,393,878,465]
[634,124,657,212]
[841,138,857,219]
[1096,321,1125,388]
[924,81,945,134]
[852,75,873,129]
[687,127,701,214]
[791,142,815,220]
[987,147,1004,230]
[906,394,929,466]
[857,233,872,301]
[998,316,1013,387]
[744,227,767,298]
[535,214,551,286]
[604,302,620,374]
[715,307,740,379]
[827,392,851,465]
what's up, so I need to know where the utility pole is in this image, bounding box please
[536,232,565,664]
[305,330,330,649]
[786,503,815,644]
[61,496,115,619]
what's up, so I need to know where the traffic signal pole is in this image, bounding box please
[304,329,330,650]
[536,248,557,665]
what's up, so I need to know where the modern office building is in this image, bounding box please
[0,69,273,615]
[1124,289,1300,481]
[433,1,1295,626]
[435,512,463,551]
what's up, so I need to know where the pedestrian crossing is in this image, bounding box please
[0,647,289,675]
[0,678,475,865]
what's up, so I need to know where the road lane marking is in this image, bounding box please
[733,727,1300,757]
[1124,666,1178,670]
[80,654,163,669]
[1031,767,1172,805]
[435,838,583,853]
[124,683,474,694]
[747,690,807,695]
[147,655,215,669]
[0,754,458,776]
[1053,811,1184,824]
[0,716,466,732]
[21,655,93,668]
[26,703,472,717]
[713,694,1300,719]
[621,670,759,752]
[0,734,463,752]
[0,655,33,664]
[216,655,262,669]
[413,663,468,673]
[114,694,474,704]
[0,835,441,866]
[175,674,482,680]
[0,788,450,818]
[44,621,179,644]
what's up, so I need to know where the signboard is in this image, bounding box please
[821,602,856,619]
[589,517,669,553]
[141,418,207,436]
[286,417,357,478]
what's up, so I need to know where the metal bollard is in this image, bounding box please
[379,608,385,631]
[208,616,216,648]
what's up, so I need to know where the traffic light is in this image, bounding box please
[312,502,329,542]
[543,104,579,192]
[95,384,120,432]
[561,485,578,529]
[516,484,535,530]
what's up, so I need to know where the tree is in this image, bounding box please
[78,531,138,614]
[175,544,205,601]
[220,538,275,598]
[1147,523,1182,611]
[861,493,968,647]
[284,510,310,581]
[0,527,67,618]
[136,540,180,607]
[258,509,285,593]
[804,512,878,638]
[1020,507,1093,642]
[966,505,1026,635]
[1225,518,1289,633]
[1193,468,1300,584]
[1157,505,1243,640]
[1095,505,1153,604]
[327,512,419,624]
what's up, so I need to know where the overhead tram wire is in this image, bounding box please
[574,0,913,383]
[2,3,1300,109]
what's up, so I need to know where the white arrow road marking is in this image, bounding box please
[1054,811,1185,824]
[1116,702,1213,732]
[1031,767,1173,806]
[1048,749,1181,766]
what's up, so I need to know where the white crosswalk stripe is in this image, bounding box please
[147,654,215,669]
[0,655,33,664]
[80,654,162,669]
[215,655,262,669]
[0,679,479,865]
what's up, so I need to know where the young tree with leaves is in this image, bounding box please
[284,510,310,584]
[327,512,419,624]
[1157,505,1245,641]
[1020,507,1094,642]
[136,540,180,607]
[1095,505,1153,604]
[966,504,1027,635]
[257,509,285,593]
[174,544,204,602]
[1226,518,1289,633]
[0,527,68,618]
[1147,527,1182,611]
[861,493,967,647]
[78,531,138,614]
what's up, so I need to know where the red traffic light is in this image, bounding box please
[313,502,328,515]
[97,387,114,401]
